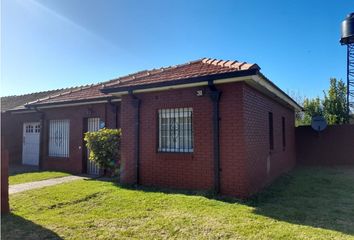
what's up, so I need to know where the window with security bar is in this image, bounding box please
[49,119,70,157]
[158,108,193,152]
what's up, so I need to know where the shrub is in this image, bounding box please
[84,128,121,176]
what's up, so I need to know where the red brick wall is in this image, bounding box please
[120,82,296,197]
[243,84,296,196]
[120,96,138,184]
[218,83,249,196]
[1,112,42,165]
[120,82,295,197]
[121,86,216,190]
[1,102,120,174]
[41,103,120,174]
[296,125,354,165]
[1,139,9,214]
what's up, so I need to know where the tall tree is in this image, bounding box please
[300,97,323,125]
[322,78,348,124]
[296,78,349,125]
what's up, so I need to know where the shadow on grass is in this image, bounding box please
[1,213,62,240]
[111,166,354,236]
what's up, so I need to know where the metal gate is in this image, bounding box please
[87,118,101,175]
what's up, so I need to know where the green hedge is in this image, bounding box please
[84,128,121,176]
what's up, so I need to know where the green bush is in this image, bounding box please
[84,128,121,176]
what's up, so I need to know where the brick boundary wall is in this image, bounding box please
[296,125,354,165]
[1,141,10,214]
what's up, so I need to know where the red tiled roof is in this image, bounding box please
[1,87,79,112]
[27,84,110,105]
[102,58,259,90]
[28,58,259,106]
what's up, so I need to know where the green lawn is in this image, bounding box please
[2,167,354,239]
[9,171,70,185]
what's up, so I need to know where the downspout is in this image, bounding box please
[33,107,45,170]
[208,80,222,194]
[129,90,141,185]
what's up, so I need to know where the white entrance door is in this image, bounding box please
[22,122,40,166]
[87,118,101,175]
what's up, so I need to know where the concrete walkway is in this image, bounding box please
[9,176,87,195]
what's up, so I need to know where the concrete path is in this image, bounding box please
[9,176,87,195]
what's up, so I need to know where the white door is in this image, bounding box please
[87,118,101,175]
[22,122,40,166]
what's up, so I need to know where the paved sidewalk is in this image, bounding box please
[9,176,87,195]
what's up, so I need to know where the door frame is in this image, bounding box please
[82,118,88,174]
[82,117,102,175]
[22,122,41,166]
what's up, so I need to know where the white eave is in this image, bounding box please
[27,98,121,110]
[109,74,301,111]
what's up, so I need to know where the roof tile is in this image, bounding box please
[28,58,259,106]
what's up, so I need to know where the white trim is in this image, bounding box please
[35,99,121,109]
[110,76,250,97]
[250,75,302,111]
[110,74,301,111]
[10,110,37,114]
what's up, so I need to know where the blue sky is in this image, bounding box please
[1,0,352,100]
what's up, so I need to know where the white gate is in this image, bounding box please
[22,122,40,166]
[87,118,101,175]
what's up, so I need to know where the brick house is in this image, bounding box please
[101,58,301,197]
[1,58,301,197]
[1,88,78,167]
[1,85,121,174]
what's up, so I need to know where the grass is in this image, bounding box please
[9,171,70,185]
[2,167,354,239]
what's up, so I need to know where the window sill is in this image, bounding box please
[156,152,194,161]
[157,149,193,154]
[48,156,70,160]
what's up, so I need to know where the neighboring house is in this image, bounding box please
[1,85,120,175]
[1,58,302,197]
[1,88,77,166]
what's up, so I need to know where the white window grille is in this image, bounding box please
[49,120,70,157]
[158,108,193,152]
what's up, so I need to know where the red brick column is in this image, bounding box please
[120,95,138,185]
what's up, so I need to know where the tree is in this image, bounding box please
[322,78,349,124]
[84,128,121,176]
[287,90,307,126]
[297,78,349,125]
[301,97,323,125]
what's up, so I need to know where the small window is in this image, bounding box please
[26,125,34,133]
[49,120,70,157]
[158,108,193,152]
[282,117,286,150]
[35,124,41,133]
[268,112,274,150]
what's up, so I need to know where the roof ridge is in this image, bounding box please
[103,58,206,88]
